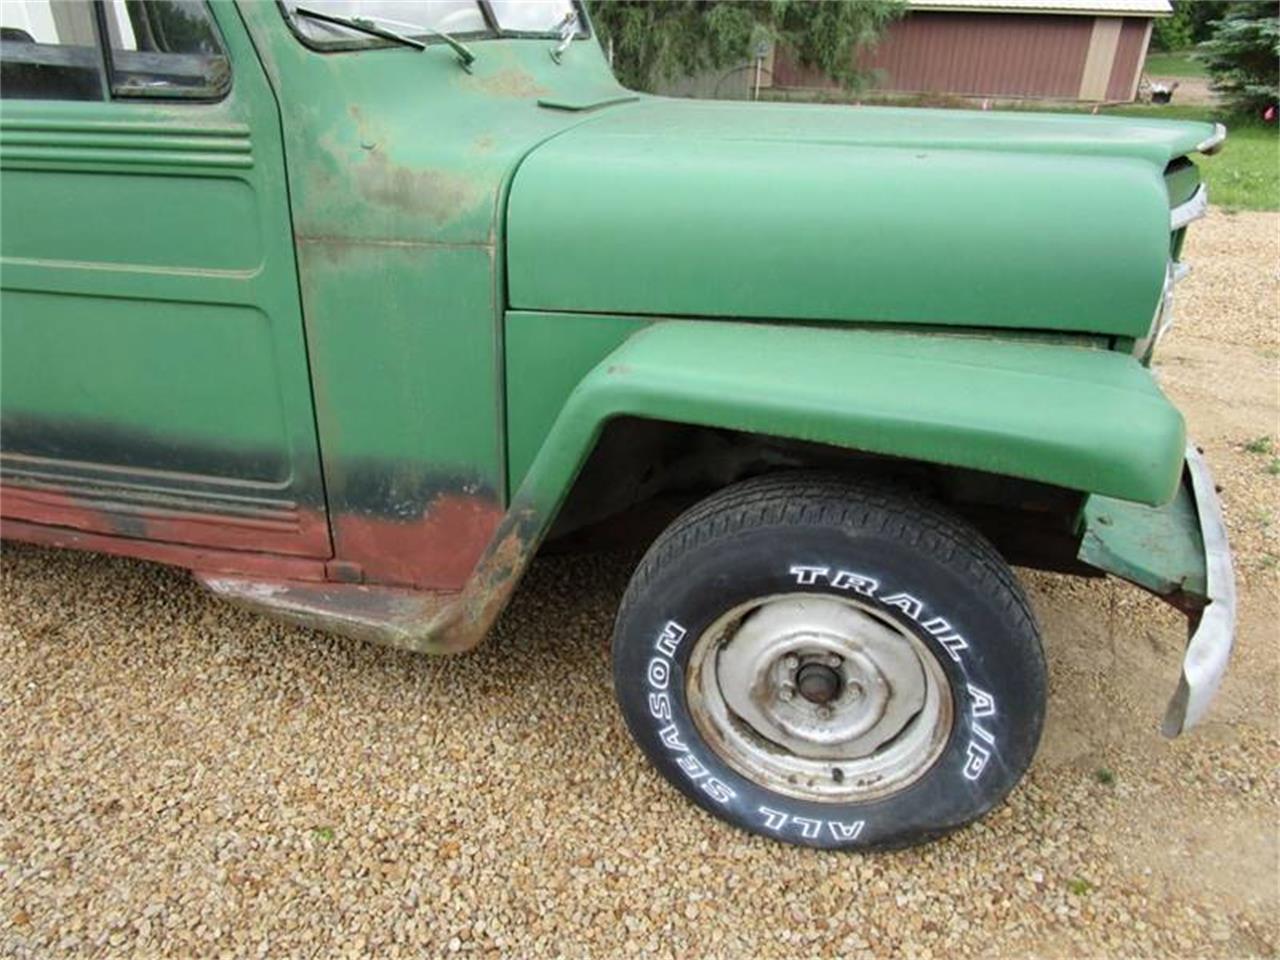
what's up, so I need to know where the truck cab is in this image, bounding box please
[0,0,1234,850]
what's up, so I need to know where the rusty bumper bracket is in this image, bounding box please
[1078,443,1237,736]
[1159,445,1236,736]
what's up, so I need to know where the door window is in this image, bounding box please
[0,1,104,101]
[0,0,229,102]
[102,1,229,99]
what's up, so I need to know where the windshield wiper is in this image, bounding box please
[549,11,577,63]
[293,6,475,70]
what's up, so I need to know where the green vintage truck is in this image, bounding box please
[0,0,1235,849]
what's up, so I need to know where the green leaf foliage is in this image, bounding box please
[585,0,904,93]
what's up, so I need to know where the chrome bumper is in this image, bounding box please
[1161,445,1237,737]
[1171,183,1209,231]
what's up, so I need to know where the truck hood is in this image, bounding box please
[506,98,1218,339]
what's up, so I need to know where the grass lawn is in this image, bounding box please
[1098,104,1279,211]
[1142,50,1209,78]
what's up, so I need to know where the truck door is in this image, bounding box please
[0,0,329,558]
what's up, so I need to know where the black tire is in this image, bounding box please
[611,472,1046,850]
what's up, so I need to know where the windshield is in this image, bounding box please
[285,1,583,48]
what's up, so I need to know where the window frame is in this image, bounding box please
[0,0,111,102]
[92,0,232,103]
[277,0,591,55]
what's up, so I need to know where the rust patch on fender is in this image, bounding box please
[464,68,550,99]
[353,152,484,224]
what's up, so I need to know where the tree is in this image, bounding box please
[1152,1,1230,51]
[1153,1,1194,51]
[584,1,905,93]
[1197,1,1279,116]
[1187,1,1233,43]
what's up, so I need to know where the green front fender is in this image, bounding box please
[510,320,1186,532]
[216,319,1188,656]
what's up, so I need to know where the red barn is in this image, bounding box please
[773,0,1170,103]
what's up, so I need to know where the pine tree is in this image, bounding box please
[1198,1,1279,116]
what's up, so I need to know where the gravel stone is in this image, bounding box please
[2,210,1277,957]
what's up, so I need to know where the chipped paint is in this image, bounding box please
[202,577,290,601]
[331,492,505,589]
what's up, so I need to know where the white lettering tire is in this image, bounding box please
[612,473,1046,850]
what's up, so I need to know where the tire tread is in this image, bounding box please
[621,472,1037,644]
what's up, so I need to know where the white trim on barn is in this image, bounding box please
[909,0,1171,16]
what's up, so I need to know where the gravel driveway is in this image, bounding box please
[2,210,1277,958]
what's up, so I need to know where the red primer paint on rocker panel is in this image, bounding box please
[1,518,329,581]
[0,483,331,556]
[1,484,502,591]
[1,484,105,535]
[331,493,505,590]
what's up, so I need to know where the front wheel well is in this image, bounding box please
[542,416,1096,577]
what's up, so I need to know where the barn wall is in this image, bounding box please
[1079,16,1124,99]
[772,11,1144,102]
[1107,17,1153,101]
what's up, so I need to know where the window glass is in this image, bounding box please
[488,0,579,34]
[287,1,489,47]
[103,0,229,99]
[0,0,104,101]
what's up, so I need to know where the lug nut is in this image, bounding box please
[825,653,843,668]
[816,704,833,720]
[779,684,795,701]
[847,682,864,701]
[783,654,800,671]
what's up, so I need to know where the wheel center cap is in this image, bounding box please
[796,662,842,705]
[713,598,931,759]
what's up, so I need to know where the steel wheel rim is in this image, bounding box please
[686,593,954,803]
